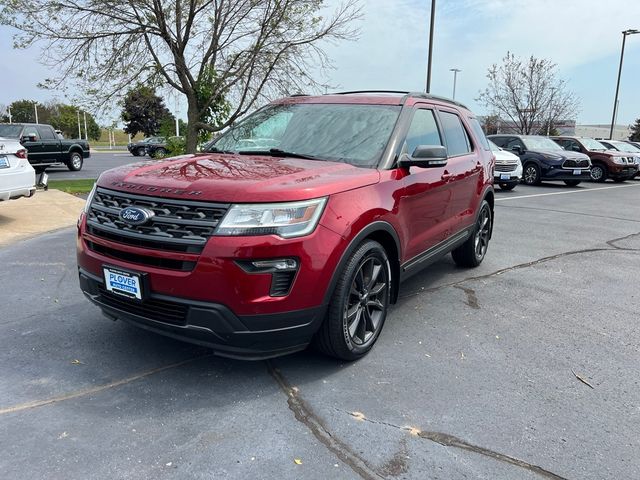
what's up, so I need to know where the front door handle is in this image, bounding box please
[441,171,453,182]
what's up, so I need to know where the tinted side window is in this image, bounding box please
[37,125,56,140]
[504,138,524,150]
[468,118,490,150]
[490,137,507,148]
[404,109,442,156]
[23,126,40,140]
[439,111,471,156]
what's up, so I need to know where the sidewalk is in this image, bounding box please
[0,190,86,247]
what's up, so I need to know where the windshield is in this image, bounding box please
[488,140,501,152]
[210,103,401,167]
[522,136,564,151]
[580,138,607,151]
[0,124,22,138]
[610,141,640,153]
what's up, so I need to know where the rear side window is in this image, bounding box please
[404,109,442,156]
[37,125,56,140]
[468,118,490,150]
[439,111,471,156]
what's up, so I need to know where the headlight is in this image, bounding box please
[216,198,327,238]
[83,183,97,213]
[612,157,625,164]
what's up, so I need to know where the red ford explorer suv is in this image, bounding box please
[77,91,495,360]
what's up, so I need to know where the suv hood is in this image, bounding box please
[532,149,589,161]
[99,153,381,202]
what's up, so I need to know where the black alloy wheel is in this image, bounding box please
[314,240,390,360]
[452,200,492,268]
[564,180,581,187]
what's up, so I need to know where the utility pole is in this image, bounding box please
[77,110,82,139]
[610,29,639,139]
[34,103,39,124]
[175,95,180,137]
[450,68,461,100]
[7,106,11,124]
[83,111,88,140]
[425,0,436,93]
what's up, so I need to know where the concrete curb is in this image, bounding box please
[0,189,86,247]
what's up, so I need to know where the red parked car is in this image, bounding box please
[77,91,495,360]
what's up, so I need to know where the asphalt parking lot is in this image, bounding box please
[47,151,142,180]
[1,180,639,479]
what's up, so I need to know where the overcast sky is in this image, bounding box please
[1,0,639,126]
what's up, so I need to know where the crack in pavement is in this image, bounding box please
[337,409,568,480]
[400,230,640,300]
[0,354,213,416]
[454,285,480,310]
[265,361,384,480]
[495,204,640,224]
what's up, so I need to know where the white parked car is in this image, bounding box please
[489,139,522,190]
[0,137,36,201]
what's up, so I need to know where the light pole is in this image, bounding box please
[450,68,461,100]
[425,0,436,93]
[609,29,639,139]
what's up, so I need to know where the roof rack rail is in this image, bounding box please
[330,90,410,95]
[329,90,469,109]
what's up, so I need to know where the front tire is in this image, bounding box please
[564,180,581,186]
[67,151,83,171]
[136,147,146,156]
[499,183,517,191]
[590,164,607,182]
[314,240,391,361]
[452,200,492,268]
[522,164,541,185]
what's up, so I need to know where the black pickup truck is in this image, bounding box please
[0,123,91,172]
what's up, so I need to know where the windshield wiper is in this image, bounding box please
[205,147,236,154]
[237,148,320,160]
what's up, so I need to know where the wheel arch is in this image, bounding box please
[322,221,402,306]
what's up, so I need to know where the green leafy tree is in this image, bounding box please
[0,0,361,153]
[630,118,640,142]
[121,86,174,137]
[5,99,42,123]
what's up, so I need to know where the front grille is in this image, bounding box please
[86,188,229,254]
[495,164,517,173]
[98,287,188,325]
[562,159,590,168]
[87,241,196,271]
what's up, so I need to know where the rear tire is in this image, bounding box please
[613,178,626,183]
[34,166,47,174]
[136,147,146,156]
[452,200,492,268]
[67,151,83,171]
[564,180,581,186]
[314,240,391,361]
[153,148,167,158]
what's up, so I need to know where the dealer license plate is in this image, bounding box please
[0,155,8,168]
[573,169,581,175]
[103,267,142,300]
[500,173,511,180]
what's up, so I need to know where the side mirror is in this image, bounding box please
[21,134,37,142]
[398,145,448,169]
[572,145,581,152]
[510,145,523,155]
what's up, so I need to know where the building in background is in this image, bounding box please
[574,124,631,141]
[479,116,631,140]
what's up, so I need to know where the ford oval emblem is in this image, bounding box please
[119,206,154,226]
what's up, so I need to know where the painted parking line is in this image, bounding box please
[495,183,640,202]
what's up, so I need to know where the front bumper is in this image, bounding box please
[79,268,326,359]
[541,167,591,181]
[494,163,523,183]
[609,165,638,180]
